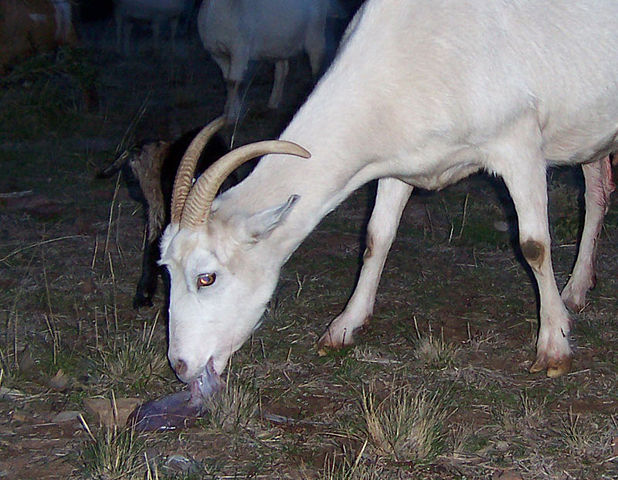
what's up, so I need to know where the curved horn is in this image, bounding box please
[170,116,226,224]
[180,140,310,229]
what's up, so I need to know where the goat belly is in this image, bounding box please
[127,390,202,431]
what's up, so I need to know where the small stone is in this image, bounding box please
[83,397,142,427]
[165,454,201,475]
[0,387,24,401]
[52,410,82,424]
[493,220,509,232]
[11,410,28,423]
[493,471,523,480]
[49,369,70,391]
[17,346,35,373]
[494,440,510,452]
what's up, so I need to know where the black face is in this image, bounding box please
[118,150,145,204]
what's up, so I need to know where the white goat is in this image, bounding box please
[113,0,187,55]
[197,0,336,121]
[161,0,617,395]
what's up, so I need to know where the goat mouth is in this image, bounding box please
[189,357,223,406]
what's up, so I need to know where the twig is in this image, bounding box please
[0,235,87,262]
[0,190,33,199]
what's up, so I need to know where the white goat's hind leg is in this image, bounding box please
[499,145,572,377]
[562,156,615,312]
[268,60,289,109]
[318,178,413,353]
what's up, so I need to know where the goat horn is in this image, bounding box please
[180,140,310,229]
[170,116,226,224]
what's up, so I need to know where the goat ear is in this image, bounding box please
[244,195,300,241]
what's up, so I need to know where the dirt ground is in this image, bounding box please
[0,8,616,480]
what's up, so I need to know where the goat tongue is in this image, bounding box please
[190,358,223,403]
[127,390,199,432]
[127,362,223,432]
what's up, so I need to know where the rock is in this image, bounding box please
[0,387,24,401]
[52,410,82,424]
[165,454,201,475]
[83,397,142,428]
[494,440,510,452]
[493,220,509,232]
[10,410,28,423]
[49,369,70,391]
[493,471,523,480]
[17,346,36,373]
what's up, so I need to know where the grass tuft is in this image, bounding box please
[92,321,169,394]
[320,441,384,480]
[359,382,450,463]
[203,370,260,433]
[79,415,146,479]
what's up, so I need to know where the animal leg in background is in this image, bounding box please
[134,234,161,308]
[268,60,290,109]
[319,178,413,351]
[221,49,250,122]
[304,12,327,77]
[561,156,615,311]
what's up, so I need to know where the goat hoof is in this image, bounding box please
[546,356,573,378]
[529,353,572,377]
[316,337,341,357]
[317,325,366,355]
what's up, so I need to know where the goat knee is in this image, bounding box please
[521,239,545,271]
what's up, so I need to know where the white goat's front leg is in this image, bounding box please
[223,50,250,123]
[268,60,289,109]
[561,156,615,311]
[497,137,572,377]
[318,178,413,353]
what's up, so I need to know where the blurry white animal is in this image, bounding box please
[197,0,339,121]
[113,0,188,55]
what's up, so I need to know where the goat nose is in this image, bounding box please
[173,359,188,377]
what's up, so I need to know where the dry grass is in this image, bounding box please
[320,441,385,480]
[92,318,170,394]
[359,381,450,463]
[203,369,261,433]
[79,415,146,480]
[412,318,460,370]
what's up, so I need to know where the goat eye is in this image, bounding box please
[197,273,216,288]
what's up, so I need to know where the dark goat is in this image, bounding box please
[98,129,232,308]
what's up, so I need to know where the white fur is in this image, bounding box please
[197,0,336,120]
[162,0,617,382]
[113,0,187,54]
